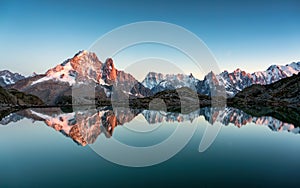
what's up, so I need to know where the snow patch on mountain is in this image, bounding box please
[31,61,76,86]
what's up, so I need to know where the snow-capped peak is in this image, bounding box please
[31,51,105,86]
[0,70,25,87]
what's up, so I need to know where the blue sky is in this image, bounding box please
[0,0,300,78]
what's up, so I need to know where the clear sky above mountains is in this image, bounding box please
[1,0,300,78]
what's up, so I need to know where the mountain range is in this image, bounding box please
[142,62,300,97]
[0,50,299,107]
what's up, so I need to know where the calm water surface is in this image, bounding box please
[0,107,299,187]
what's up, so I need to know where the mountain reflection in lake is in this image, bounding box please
[1,106,299,146]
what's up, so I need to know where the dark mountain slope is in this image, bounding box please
[0,86,43,106]
[229,73,300,107]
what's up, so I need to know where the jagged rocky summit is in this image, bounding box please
[9,50,152,105]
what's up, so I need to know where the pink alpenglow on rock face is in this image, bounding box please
[102,58,117,84]
[34,51,120,86]
[39,50,148,91]
[43,50,104,85]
